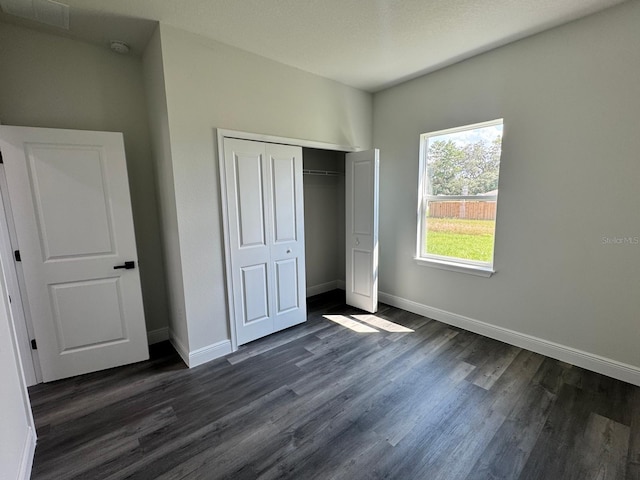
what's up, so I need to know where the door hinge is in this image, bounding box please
[31,339,37,350]
[14,250,21,262]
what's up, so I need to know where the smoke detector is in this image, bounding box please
[110,41,130,55]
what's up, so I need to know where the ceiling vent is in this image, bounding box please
[0,0,70,29]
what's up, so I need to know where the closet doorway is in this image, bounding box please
[217,130,379,350]
[302,148,346,298]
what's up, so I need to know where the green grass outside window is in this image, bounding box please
[425,218,495,263]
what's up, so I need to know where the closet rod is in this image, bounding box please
[303,169,343,176]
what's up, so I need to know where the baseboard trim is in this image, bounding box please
[168,330,232,368]
[306,280,346,297]
[147,327,169,345]
[307,281,339,297]
[19,426,36,480]
[188,340,233,368]
[378,291,640,387]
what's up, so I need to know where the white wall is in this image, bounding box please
[0,255,35,479]
[156,24,373,352]
[373,2,640,373]
[142,27,188,348]
[303,148,345,293]
[0,23,169,337]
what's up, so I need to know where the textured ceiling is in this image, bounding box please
[0,0,628,92]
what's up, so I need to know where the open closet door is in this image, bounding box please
[346,149,379,313]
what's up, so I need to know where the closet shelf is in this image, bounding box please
[303,169,343,176]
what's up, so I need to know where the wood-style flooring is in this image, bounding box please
[29,290,640,479]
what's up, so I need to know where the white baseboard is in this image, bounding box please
[168,329,232,368]
[19,426,36,480]
[147,327,169,345]
[378,291,640,387]
[188,340,232,368]
[307,281,339,297]
[306,280,346,297]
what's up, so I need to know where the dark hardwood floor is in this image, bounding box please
[29,290,640,479]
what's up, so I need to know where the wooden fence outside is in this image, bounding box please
[428,200,497,220]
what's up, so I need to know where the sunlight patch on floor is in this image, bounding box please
[352,314,414,333]
[323,315,379,333]
[323,314,414,334]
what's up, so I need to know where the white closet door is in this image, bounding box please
[223,138,306,346]
[0,126,149,382]
[346,149,379,313]
[224,139,274,345]
[267,144,306,332]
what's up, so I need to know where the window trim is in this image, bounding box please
[414,256,495,277]
[415,118,503,276]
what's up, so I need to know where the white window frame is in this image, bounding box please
[415,119,503,277]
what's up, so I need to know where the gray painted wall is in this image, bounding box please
[156,24,373,351]
[0,23,169,336]
[142,27,187,346]
[373,2,640,368]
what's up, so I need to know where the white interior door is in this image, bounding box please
[346,149,379,313]
[223,138,306,346]
[0,126,149,382]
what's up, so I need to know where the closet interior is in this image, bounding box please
[302,147,346,297]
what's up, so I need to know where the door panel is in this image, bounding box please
[346,150,379,313]
[0,126,149,382]
[352,161,373,235]
[234,153,267,248]
[270,155,297,243]
[27,145,114,259]
[50,278,126,351]
[352,249,372,297]
[240,263,270,324]
[275,258,299,314]
[223,138,306,345]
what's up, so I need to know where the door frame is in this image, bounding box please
[0,165,42,385]
[216,129,358,351]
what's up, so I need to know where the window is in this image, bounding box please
[416,119,503,276]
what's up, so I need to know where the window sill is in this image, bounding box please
[414,257,495,277]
